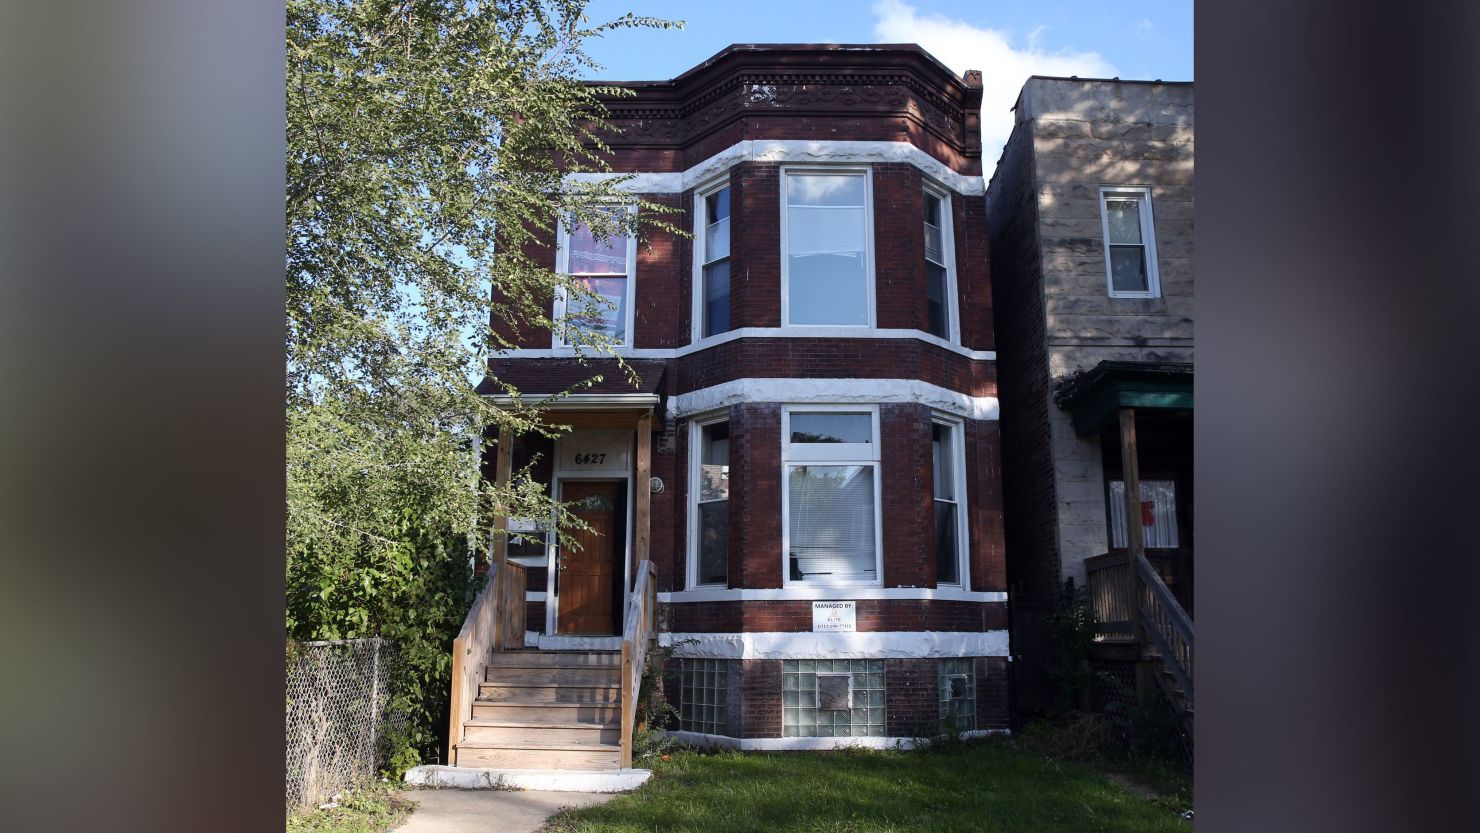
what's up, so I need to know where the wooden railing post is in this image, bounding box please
[1118,408,1153,701]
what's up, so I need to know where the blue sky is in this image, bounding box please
[581,0,1193,173]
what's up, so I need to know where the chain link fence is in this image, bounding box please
[286,637,405,812]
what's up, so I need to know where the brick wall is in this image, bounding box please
[667,600,1007,633]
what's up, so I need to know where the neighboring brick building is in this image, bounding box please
[478,44,1011,747]
[985,77,1194,719]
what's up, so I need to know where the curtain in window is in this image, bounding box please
[1108,479,1180,548]
[788,464,876,581]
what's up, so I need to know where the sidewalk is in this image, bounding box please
[393,788,615,833]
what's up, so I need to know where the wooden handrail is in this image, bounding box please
[446,559,526,766]
[619,560,657,769]
[1133,551,1193,703]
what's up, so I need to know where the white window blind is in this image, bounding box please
[784,408,880,585]
[784,171,871,326]
[1108,479,1180,548]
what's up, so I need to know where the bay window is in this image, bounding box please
[931,416,968,585]
[781,169,874,326]
[555,207,636,346]
[782,407,882,585]
[689,416,730,587]
[694,181,732,339]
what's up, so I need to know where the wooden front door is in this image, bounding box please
[557,480,623,634]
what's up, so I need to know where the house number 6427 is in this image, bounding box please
[574,453,606,465]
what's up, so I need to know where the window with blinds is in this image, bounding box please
[782,170,873,326]
[1108,479,1180,548]
[783,408,881,585]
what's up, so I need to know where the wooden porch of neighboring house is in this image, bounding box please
[444,398,660,774]
[1057,362,1195,743]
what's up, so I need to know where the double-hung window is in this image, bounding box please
[782,407,882,585]
[689,416,730,587]
[554,207,636,347]
[694,181,732,339]
[1098,187,1161,298]
[781,169,874,326]
[922,187,957,341]
[931,416,969,586]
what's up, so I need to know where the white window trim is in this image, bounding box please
[1098,186,1161,299]
[779,166,877,329]
[687,411,730,589]
[780,404,884,589]
[922,181,961,345]
[552,205,639,349]
[691,174,733,343]
[931,413,971,588]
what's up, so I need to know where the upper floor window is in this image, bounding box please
[694,181,732,339]
[689,416,730,587]
[931,416,969,585]
[554,208,636,347]
[781,169,874,327]
[782,406,882,586]
[1098,187,1161,299]
[923,187,957,341]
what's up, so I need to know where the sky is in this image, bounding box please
[580,0,1194,177]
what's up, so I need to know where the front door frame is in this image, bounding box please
[547,471,634,638]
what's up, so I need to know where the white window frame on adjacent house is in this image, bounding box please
[779,166,877,329]
[691,173,734,343]
[930,413,971,588]
[687,411,731,589]
[921,181,960,344]
[780,404,884,588]
[1098,186,1161,299]
[552,204,639,349]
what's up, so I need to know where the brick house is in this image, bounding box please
[437,44,1012,774]
[985,76,1193,728]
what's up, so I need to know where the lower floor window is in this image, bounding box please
[680,659,729,735]
[938,658,976,732]
[782,659,885,737]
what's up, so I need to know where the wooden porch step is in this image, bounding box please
[462,717,619,744]
[472,699,620,724]
[489,650,620,668]
[479,682,620,703]
[454,738,622,771]
[485,666,619,687]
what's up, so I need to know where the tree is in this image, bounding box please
[285,0,682,767]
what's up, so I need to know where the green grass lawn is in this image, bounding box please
[544,738,1189,833]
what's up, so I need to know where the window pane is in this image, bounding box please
[698,501,728,585]
[1109,245,1148,293]
[926,262,948,338]
[788,253,869,325]
[924,222,944,264]
[705,217,729,263]
[935,500,959,584]
[787,206,867,254]
[923,192,942,227]
[699,422,729,501]
[1108,479,1180,548]
[1105,199,1143,244]
[703,259,730,336]
[931,423,955,500]
[788,173,865,207]
[818,675,850,710]
[706,186,730,222]
[567,276,626,340]
[790,412,871,444]
[788,464,876,582]
[567,219,629,275]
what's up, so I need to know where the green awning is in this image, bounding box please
[1054,360,1193,436]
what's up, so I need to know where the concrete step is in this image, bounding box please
[488,650,620,669]
[479,682,620,704]
[454,738,622,771]
[472,700,620,724]
[462,718,619,745]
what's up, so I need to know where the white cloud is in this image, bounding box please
[872,0,1116,173]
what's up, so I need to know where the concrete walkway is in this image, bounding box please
[393,788,615,833]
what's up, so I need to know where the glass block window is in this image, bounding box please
[782,659,885,737]
[939,658,976,732]
[680,659,729,735]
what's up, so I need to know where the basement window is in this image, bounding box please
[680,658,729,735]
[938,658,976,732]
[783,659,885,737]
